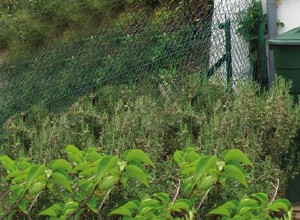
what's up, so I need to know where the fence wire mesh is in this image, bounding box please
[0,0,257,126]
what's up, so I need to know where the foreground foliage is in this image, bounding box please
[0,146,292,219]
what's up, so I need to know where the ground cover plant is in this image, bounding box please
[0,75,299,219]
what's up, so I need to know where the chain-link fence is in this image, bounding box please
[0,0,260,125]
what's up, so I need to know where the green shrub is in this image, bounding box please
[0,146,292,219]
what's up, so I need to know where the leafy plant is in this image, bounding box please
[0,146,292,219]
[0,146,154,219]
[209,193,292,219]
[111,148,291,220]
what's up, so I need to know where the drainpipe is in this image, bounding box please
[267,0,277,86]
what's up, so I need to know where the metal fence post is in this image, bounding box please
[224,19,233,84]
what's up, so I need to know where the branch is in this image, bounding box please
[270,178,280,204]
[197,187,212,212]
[171,179,181,204]
[0,190,28,220]
[98,187,113,212]
[28,191,42,213]
[66,183,99,220]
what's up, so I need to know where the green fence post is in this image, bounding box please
[224,19,233,84]
[257,0,269,88]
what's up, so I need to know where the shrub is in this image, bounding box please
[0,146,292,219]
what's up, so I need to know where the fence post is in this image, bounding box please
[224,19,233,84]
[257,0,269,88]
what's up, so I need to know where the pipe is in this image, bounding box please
[267,0,277,86]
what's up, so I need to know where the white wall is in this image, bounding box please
[277,0,300,34]
[262,0,300,34]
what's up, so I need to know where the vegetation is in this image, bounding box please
[0,0,214,56]
[0,0,298,219]
[1,75,299,219]
[0,145,292,219]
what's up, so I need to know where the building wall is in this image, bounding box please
[262,0,300,34]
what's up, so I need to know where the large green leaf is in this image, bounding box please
[169,199,191,212]
[126,165,149,188]
[268,200,290,212]
[208,207,231,217]
[39,204,63,217]
[18,199,30,214]
[96,156,113,182]
[224,165,248,187]
[52,159,72,172]
[110,201,139,217]
[224,149,253,167]
[173,151,184,164]
[66,145,84,163]
[52,172,72,192]
[153,193,170,204]
[26,165,45,188]
[87,196,98,213]
[0,155,16,172]
[125,149,155,167]
[194,156,217,184]
[251,193,268,204]
[72,162,90,173]
[110,207,132,217]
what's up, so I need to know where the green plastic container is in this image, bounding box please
[269,27,300,203]
[269,27,300,95]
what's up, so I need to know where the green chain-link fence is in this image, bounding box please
[0,0,263,126]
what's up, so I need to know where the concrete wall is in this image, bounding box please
[262,0,300,34]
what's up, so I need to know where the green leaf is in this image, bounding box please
[18,159,31,171]
[141,198,159,208]
[18,199,30,214]
[140,206,157,215]
[170,199,191,212]
[0,155,16,172]
[96,157,118,182]
[39,204,63,217]
[194,156,217,184]
[199,175,217,190]
[72,162,90,173]
[65,200,79,210]
[86,150,102,162]
[173,151,184,164]
[251,193,269,204]
[153,193,170,204]
[208,208,231,217]
[52,172,72,192]
[125,149,155,167]
[66,145,84,163]
[218,201,238,210]
[224,165,248,187]
[186,151,202,162]
[268,200,290,212]
[126,165,149,188]
[87,196,98,213]
[224,149,253,167]
[101,175,118,190]
[26,165,45,188]
[52,159,72,172]
[30,182,46,195]
[110,207,132,216]
[110,201,138,217]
